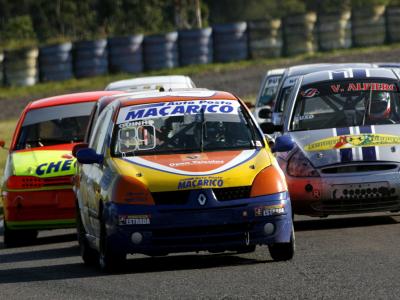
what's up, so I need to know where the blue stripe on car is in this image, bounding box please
[336,127,353,162]
[359,125,377,161]
[352,69,367,79]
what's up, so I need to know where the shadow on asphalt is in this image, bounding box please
[294,214,400,231]
[0,252,273,283]
[0,232,77,249]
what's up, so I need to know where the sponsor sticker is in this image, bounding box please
[177,176,224,190]
[36,159,76,176]
[330,82,398,93]
[255,204,285,217]
[304,133,400,151]
[301,88,319,98]
[118,214,151,225]
[117,100,240,124]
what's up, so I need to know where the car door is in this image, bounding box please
[80,106,114,236]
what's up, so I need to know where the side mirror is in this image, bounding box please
[272,135,295,153]
[260,122,283,134]
[0,140,5,148]
[76,148,104,164]
[72,143,89,157]
[258,106,272,119]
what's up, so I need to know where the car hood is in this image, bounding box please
[289,125,400,168]
[11,144,76,177]
[112,149,272,192]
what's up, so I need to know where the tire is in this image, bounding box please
[268,226,295,261]
[98,219,126,272]
[76,203,98,266]
[3,217,38,248]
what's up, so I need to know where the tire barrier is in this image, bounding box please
[178,28,213,66]
[248,19,282,58]
[317,11,352,51]
[143,32,178,71]
[108,35,144,73]
[352,5,386,47]
[39,43,73,82]
[386,6,400,43]
[213,22,248,63]
[283,12,317,56]
[4,47,39,86]
[73,39,108,78]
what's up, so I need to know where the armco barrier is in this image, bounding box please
[317,11,352,51]
[39,43,73,82]
[143,32,179,71]
[108,35,144,73]
[4,47,39,86]
[213,22,248,62]
[386,6,400,43]
[283,12,317,56]
[352,5,386,47]
[248,19,282,58]
[73,39,108,78]
[178,28,213,66]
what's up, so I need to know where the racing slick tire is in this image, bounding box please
[268,225,295,261]
[3,217,38,247]
[76,204,99,266]
[98,219,126,272]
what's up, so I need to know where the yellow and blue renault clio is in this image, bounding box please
[74,90,294,270]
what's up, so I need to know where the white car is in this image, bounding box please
[105,75,196,91]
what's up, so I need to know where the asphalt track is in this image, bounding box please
[1,212,400,299]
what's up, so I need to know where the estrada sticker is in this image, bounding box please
[177,176,224,190]
[118,214,151,225]
[255,204,285,217]
[304,133,400,151]
[117,100,240,124]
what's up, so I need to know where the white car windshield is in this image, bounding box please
[112,100,263,156]
[290,79,400,131]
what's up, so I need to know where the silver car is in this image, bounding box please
[268,67,400,216]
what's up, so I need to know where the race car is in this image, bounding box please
[0,91,123,246]
[74,90,294,271]
[263,67,400,216]
[104,75,196,91]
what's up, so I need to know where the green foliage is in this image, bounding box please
[310,0,351,14]
[351,0,390,7]
[0,15,37,49]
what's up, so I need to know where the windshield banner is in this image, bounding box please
[117,100,240,124]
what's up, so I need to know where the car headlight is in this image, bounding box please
[287,150,319,177]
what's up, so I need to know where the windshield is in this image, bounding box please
[257,75,282,106]
[16,102,95,150]
[290,79,400,131]
[112,100,263,156]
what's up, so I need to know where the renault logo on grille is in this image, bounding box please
[197,193,207,206]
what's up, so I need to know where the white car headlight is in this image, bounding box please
[287,150,319,177]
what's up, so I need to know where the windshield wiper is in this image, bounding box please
[199,108,205,152]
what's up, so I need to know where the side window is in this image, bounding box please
[89,107,113,154]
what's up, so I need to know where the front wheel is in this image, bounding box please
[98,220,126,272]
[268,226,295,261]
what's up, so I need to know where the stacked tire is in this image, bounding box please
[144,32,179,71]
[213,22,248,62]
[317,11,352,51]
[248,19,282,58]
[178,28,213,66]
[283,12,317,56]
[4,47,39,86]
[386,6,400,43]
[352,5,386,47]
[39,43,73,82]
[108,35,144,74]
[73,39,108,78]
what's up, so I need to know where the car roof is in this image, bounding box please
[285,63,374,77]
[116,90,237,107]
[266,68,286,76]
[105,75,195,91]
[301,67,398,86]
[28,91,123,110]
